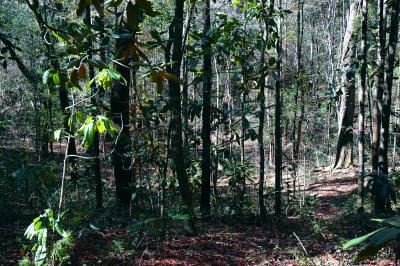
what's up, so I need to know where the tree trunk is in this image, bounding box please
[275,0,282,216]
[372,0,386,175]
[111,25,134,204]
[358,0,367,212]
[200,0,212,216]
[333,1,359,169]
[379,0,400,175]
[168,0,195,232]
[85,6,102,209]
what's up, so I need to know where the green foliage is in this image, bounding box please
[74,115,117,147]
[23,209,73,265]
[343,217,400,261]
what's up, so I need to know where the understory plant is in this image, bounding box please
[21,209,73,266]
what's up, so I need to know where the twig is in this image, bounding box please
[293,232,317,266]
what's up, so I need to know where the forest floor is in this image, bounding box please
[0,166,397,265]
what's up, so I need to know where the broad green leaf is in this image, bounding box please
[343,228,385,249]
[52,73,61,85]
[372,217,400,227]
[357,227,400,261]
[96,69,112,89]
[83,119,95,147]
[97,121,106,134]
[88,59,108,69]
[107,69,122,81]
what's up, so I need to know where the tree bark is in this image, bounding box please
[275,0,282,216]
[379,0,400,175]
[85,6,102,209]
[358,0,367,211]
[200,0,212,216]
[372,0,386,175]
[168,0,195,232]
[333,1,359,169]
[111,19,134,204]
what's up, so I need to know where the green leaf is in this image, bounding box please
[107,69,122,81]
[170,214,191,221]
[373,217,400,227]
[52,73,61,85]
[145,217,161,224]
[82,119,95,147]
[357,227,400,261]
[88,59,108,69]
[343,228,385,249]
[96,69,113,89]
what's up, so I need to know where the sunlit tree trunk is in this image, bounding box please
[372,0,386,175]
[333,1,359,169]
[358,0,367,212]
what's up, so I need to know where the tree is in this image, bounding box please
[358,0,367,211]
[111,5,135,205]
[372,0,386,175]
[85,5,102,209]
[379,0,400,175]
[200,0,212,216]
[332,1,359,169]
[258,0,274,219]
[274,0,282,216]
[168,0,195,232]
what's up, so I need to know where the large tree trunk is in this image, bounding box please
[200,0,212,216]
[333,1,359,169]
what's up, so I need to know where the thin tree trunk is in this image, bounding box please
[200,0,212,216]
[275,0,282,216]
[111,22,134,204]
[379,0,400,175]
[85,6,102,209]
[168,0,195,233]
[358,0,367,212]
[372,0,386,175]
